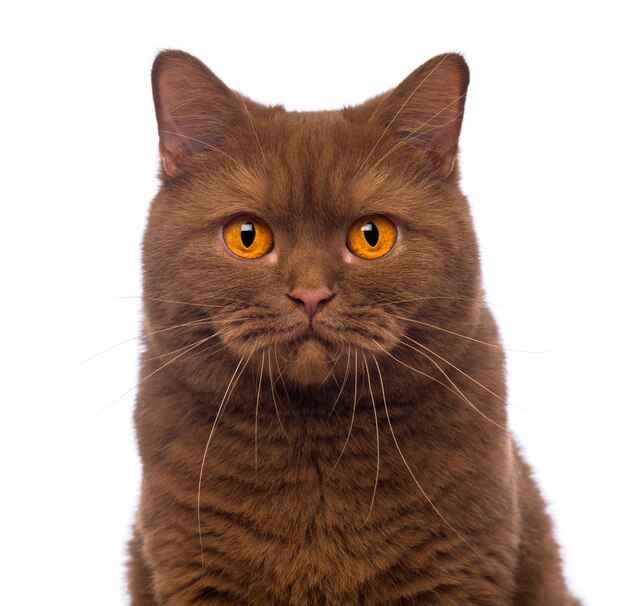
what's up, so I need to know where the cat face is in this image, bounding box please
[143,52,481,389]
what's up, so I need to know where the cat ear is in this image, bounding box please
[151,50,243,177]
[371,53,470,177]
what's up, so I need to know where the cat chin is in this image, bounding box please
[282,339,333,386]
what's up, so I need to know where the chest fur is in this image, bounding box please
[137,389,518,603]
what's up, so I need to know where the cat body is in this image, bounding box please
[129,51,578,605]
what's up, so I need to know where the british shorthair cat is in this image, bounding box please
[128,50,579,605]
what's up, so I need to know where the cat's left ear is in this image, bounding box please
[151,50,244,177]
[371,53,470,177]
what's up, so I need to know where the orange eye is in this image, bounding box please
[346,215,397,259]
[223,215,274,259]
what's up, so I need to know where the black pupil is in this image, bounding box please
[240,222,256,248]
[362,222,379,247]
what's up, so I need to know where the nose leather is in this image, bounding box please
[288,289,334,318]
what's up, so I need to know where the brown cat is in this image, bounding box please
[128,50,580,605]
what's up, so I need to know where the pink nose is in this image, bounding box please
[288,289,334,318]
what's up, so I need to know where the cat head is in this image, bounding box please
[143,51,482,392]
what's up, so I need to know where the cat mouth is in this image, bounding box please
[278,328,338,385]
[285,327,333,348]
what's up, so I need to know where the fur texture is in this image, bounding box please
[129,50,579,605]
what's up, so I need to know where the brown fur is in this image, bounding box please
[129,50,580,604]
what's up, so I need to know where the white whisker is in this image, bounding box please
[328,346,352,418]
[361,352,380,527]
[399,337,506,431]
[197,352,251,567]
[267,351,288,438]
[255,351,265,476]
[80,333,219,422]
[390,314,502,349]
[330,350,358,475]
[370,353,469,548]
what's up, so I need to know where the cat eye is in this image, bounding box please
[223,215,274,259]
[346,215,397,259]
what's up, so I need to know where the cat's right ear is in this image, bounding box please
[151,50,243,177]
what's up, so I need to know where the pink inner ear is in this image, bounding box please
[156,73,207,146]
[155,81,205,176]
[159,142,188,178]
[151,51,242,177]
[371,54,470,176]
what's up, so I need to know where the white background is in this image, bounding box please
[1,2,624,604]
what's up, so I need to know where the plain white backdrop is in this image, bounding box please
[1,1,624,604]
